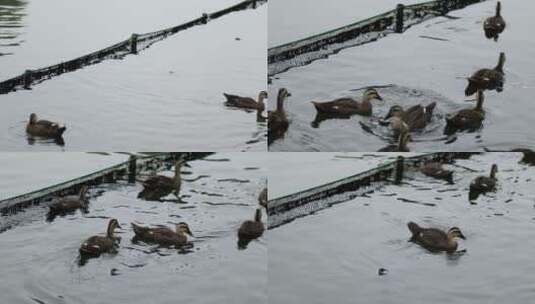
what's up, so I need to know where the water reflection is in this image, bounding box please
[0,0,26,56]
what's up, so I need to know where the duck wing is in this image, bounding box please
[311,98,361,115]
[142,175,173,189]
[223,93,258,109]
[415,228,449,249]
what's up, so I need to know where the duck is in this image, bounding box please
[138,160,183,201]
[511,148,535,165]
[268,88,291,145]
[378,128,411,152]
[470,164,498,193]
[238,208,265,241]
[310,88,383,117]
[79,219,121,257]
[224,91,267,111]
[465,52,505,96]
[407,222,465,253]
[483,2,506,41]
[258,187,267,210]
[131,222,193,247]
[420,162,454,184]
[383,102,436,132]
[48,185,89,218]
[26,113,66,138]
[444,90,485,135]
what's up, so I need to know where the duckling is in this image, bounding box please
[48,185,89,218]
[224,91,267,111]
[268,88,291,145]
[258,187,267,210]
[138,160,183,201]
[483,2,506,41]
[465,52,505,96]
[26,113,66,138]
[131,222,193,247]
[238,208,265,240]
[407,222,465,253]
[420,162,454,184]
[378,129,411,152]
[310,88,383,117]
[444,90,485,135]
[79,219,121,257]
[470,164,498,193]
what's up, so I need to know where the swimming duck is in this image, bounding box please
[420,162,454,184]
[470,164,498,193]
[444,90,485,135]
[138,160,183,201]
[483,2,506,41]
[224,91,267,111]
[258,187,267,210]
[407,222,465,253]
[378,129,411,152]
[26,113,66,138]
[48,185,89,218]
[383,102,436,131]
[310,88,383,117]
[79,219,121,257]
[238,208,265,240]
[465,52,505,96]
[131,222,193,247]
[268,88,291,145]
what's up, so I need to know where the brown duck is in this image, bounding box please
[48,185,89,216]
[445,90,485,134]
[224,91,267,111]
[138,160,182,201]
[420,162,454,184]
[132,222,193,247]
[408,222,465,253]
[311,88,382,117]
[483,2,506,41]
[465,52,505,96]
[378,129,411,152]
[470,164,498,193]
[26,113,66,138]
[79,219,121,257]
[258,187,267,210]
[268,88,291,145]
[238,208,265,240]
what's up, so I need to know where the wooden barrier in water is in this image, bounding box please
[0,0,267,95]
[268,152,477,229]
[268,0,487,76]
[0,152,211,215]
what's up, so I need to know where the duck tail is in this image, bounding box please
[407,222,422,236]
[131,223,147,235]
[495,52,505,73]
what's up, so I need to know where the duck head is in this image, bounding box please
[29,113,38,124]
[490,163,498,178]
[176,222,193,237]
[447,227,466,240]
[107,219,122,238]
[384,105,403,120]
[363,88,383,102]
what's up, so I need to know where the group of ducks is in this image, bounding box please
[409,160,499,253]
[46,159,267,264]
[264,2,507,150]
